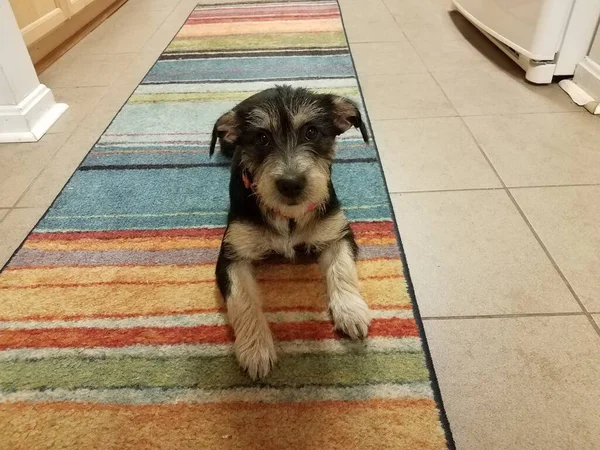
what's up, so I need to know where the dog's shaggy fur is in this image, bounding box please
[210,85,371,379]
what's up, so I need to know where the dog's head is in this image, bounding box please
[210,85,368,217]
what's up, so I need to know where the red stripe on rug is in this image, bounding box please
[186,11,339,22]
[190,5,339,18]
[0,318,418,349]
[26,221,395,241]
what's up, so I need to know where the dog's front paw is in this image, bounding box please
[330,293,371,340]
[234,331,277,380]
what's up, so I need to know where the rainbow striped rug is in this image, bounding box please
[0,1,453,448]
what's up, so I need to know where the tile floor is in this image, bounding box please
[2,0,600,447]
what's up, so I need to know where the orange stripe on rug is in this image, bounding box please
[0,318,417,349]
[177,18,342,37]
[0,258,404,287]
[0,276,409,321]
[0,399,446,450]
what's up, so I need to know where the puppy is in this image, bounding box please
[210,85,371,379]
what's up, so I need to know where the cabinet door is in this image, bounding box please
[66,0,95,15]
[8,0,71,45]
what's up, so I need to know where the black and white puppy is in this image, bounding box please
[210,85,371,379]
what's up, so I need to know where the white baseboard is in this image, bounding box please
[0,84,68,143]
[574,56,600,104]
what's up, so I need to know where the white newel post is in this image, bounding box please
[0,0,67,143]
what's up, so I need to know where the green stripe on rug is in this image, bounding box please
[166,32,347,52]
[0,353,429,391]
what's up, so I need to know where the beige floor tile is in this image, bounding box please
[409,26,508,73]
[0,208,47,269]
[109,53,159,93]
[70,8,171,55]
[0,209,8,222]
[391,190,578,316]
[465,113,600,187]
[40,53,135,88]
[350,41,427,76]
[140,0,198,56]
[0,134,69,208]
[47,87,107,134]
[511,186,600,312]
[383,0,456,26]
[124,0,182,11]
[17,123,104,209]
[432,61,580,116]
[372,117,500,192]
[96,79,140,117]
[338,0,405,43]
[360,73,457,120]
[399,7,480,43]
[424,316,600,449]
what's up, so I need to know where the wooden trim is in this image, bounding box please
[67,0,97,16]
[56,0,75,18]
[22,8,68,46]
[31,0,128,71]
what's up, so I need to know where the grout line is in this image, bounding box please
[373,114,460,121]
[379,0,426,53]
[348,38,409,45]
[422,312,586,321]
[457,114,600,338]
[459,110,587,118]
[508,183,600,190]
[388,17,461,117]
[390,187,503,195]
[370,111,586,123]
[503,188,600,338]
[48,84,116,89]
[387,184,600,195]
[0,209,10,226]
[138,0,189,51]
[10,133,72,209]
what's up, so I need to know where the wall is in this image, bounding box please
[573,21,600,104]
[589,26,600,63]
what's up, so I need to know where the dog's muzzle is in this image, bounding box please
[275,175,306,200]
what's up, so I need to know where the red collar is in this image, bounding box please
[242,171,253,190]
[242,170,317,219]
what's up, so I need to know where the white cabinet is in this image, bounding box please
[453,0,600,83]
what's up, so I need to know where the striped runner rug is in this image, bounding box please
[0,1,454,448]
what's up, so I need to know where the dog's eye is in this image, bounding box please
[256,132,269,147]
[305,126,318,140]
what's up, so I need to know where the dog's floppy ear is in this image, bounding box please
[331,96,369,143]
[209,111,239,157]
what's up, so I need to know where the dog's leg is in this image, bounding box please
[217,252,276,379]
[319,234,370,339]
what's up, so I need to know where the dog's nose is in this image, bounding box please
[276,176,306,199]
